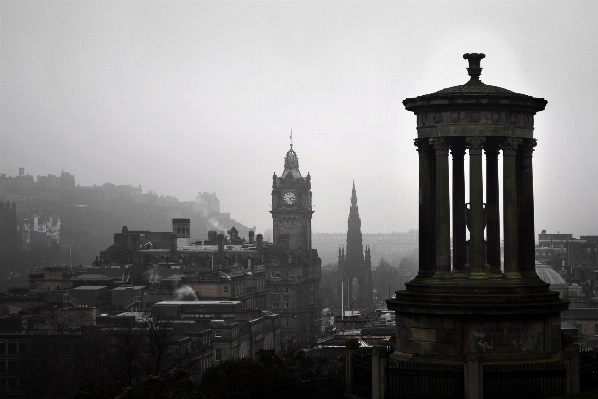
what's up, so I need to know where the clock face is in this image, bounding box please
[283,192,296,205]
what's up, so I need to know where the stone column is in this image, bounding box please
[451,139,467,274]
[466,137,487,278]
[415,139,435,278]
[485,140,501,275]
[465,350,481,399]
[430,138,452,278]
[502,138,522,278]
[372,345,389,399]
[518,138,538,278]
[345,337,359,395]
[563,347,580,394]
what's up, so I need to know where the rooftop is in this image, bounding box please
[535,264,568,288]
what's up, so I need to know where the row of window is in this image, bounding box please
[0,341,27,356]
[0,358,72,374]
[271,299,290,309]
[0,340,72,357]
[272,287,290,294]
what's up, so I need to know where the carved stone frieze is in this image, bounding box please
[416,110,534,127]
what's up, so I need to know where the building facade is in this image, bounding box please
[266,144,321,344]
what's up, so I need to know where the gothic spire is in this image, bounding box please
[346,182,363,263]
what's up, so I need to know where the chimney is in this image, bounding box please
[19,167,24,177]
[217,233,225,256]
[208,230,217,243]
[256,234,263,257]
[249,230,255,244]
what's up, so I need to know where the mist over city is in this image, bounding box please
[2,2,598,237]
[2,2,598,399]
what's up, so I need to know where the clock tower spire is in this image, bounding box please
[271,144,313,252]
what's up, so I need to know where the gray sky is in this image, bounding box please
[1,1,597,237]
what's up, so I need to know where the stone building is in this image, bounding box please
[337,183,372,311]
[95,144,322,346]
[267,144,322,344]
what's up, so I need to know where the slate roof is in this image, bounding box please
[72,273,112,281]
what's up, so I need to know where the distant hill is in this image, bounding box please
[0,170,254,270]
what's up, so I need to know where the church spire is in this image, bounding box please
[346,182,363,263]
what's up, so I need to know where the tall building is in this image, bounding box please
[338,183,372,311]
[270,144,312,252]
[267,144,321,343]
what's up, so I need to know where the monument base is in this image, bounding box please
[385,276,571,398]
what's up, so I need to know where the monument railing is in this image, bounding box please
[579,348,598,391]
[385,359,464,399]
[352,347,373,398]
[211,368,345,399]
[482,362,566,399]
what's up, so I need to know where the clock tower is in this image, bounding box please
[271,144,313,252]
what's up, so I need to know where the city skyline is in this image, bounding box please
[2,2,597,236]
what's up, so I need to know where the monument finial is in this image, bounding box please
[463,53,486,83]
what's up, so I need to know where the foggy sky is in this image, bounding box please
[1,1,597,238]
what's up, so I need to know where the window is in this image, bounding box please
[215,330,222,338]
[7,360,16,374]
[62,341,71,356]
[271,300,279,309]
[224,286,228,293]
[0,360,5,373]
[7,341,16,355]
[18,341,27,356]
[215,349,222,361]
[595,324,598,336]
[276,271,281,278]
[0,341,5,355]
[284,299,289,309]
[273,287,278,294]
[285,287,289,295]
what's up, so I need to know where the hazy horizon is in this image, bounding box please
[2,1,598,237]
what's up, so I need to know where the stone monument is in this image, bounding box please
[386,54,572,398]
